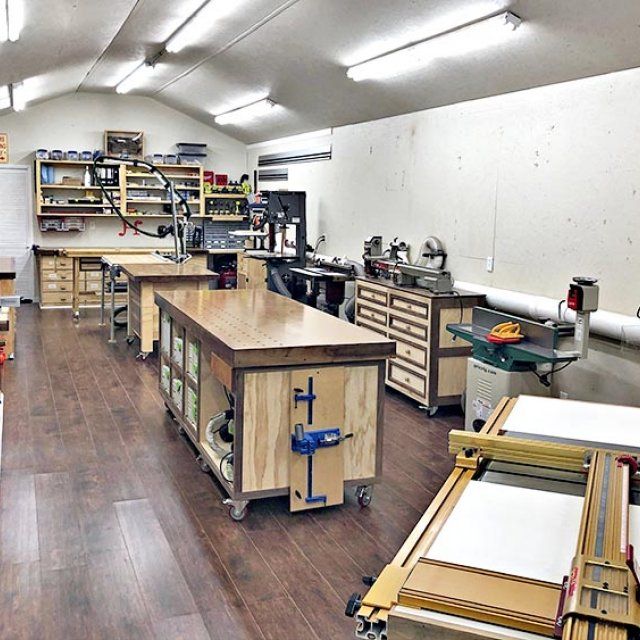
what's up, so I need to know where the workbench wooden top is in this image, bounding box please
[155,290,396,368]
[0,257,16,279]
[121,262,217,281]
[102,253,168,267]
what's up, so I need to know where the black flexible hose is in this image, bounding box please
[92,155,192,240]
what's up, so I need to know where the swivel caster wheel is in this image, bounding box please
[420,405,438,418]
[356,485,373,508]
[73,311,80,322]
[126,337,135,345]
[228,505,248,522]
[177,425,186,436]
[136,351,149,360]
[196,455,210,473]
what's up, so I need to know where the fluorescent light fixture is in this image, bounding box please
[116,61,157,94]
[11,82,25,111]
[347,11,522,82]
[214,98,276,126]
[166,0,236,54]
[0,85,10,110]
[7,0,23,41]
[247,128,333,150]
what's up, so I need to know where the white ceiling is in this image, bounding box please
[4,0,640,143]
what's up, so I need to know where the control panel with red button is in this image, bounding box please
[568,277,599,313]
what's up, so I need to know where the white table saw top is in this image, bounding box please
[502,395,640,449]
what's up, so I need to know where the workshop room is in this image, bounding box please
[1,1,640,639]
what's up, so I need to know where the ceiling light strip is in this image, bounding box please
[116,60,158,94]
[11,82,26,111]
[214,98,276,126]
[347,11,522,82]
[165,0,214,54]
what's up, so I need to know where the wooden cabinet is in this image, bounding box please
[237,253,267,290]
[355,278,484,411]
[38,255,75,308]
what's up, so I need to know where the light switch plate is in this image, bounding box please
[486,256,494,272]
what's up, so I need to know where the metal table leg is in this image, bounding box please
[99,263,106,326]
[108,266,117,344]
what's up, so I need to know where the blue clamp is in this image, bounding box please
[291,427,342,456]
[291,425,343,505]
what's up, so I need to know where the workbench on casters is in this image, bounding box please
[350,395,640,640]
[120,262,217,358]
[155,289,396,521]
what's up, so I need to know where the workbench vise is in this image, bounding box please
[291,423,349,456]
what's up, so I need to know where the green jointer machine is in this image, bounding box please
[447,277,599,432]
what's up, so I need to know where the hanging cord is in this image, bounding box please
[92,156,192,244]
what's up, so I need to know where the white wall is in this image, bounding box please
[248,67,640,406]
[0,92,247,249]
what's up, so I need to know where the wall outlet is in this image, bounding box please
[559,391,569,400]
[486,256,494,272]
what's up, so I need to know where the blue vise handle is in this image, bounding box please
[291,424,353,504]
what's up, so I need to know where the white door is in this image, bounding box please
[0,165,34,300]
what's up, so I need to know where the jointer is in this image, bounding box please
[348,395,640,640]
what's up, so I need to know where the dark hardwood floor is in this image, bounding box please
[0,305,458,639]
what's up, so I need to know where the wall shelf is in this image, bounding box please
[35,159,204,231]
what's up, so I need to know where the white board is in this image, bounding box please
[0,165,34,299]
[503,395,640,448]
[426,479,640,585]
[426,481,583,584]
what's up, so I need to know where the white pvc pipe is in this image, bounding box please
[455,281,640,343]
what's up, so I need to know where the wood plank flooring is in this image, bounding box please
[0,305,458,639]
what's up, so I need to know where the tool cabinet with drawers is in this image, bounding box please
[355,277,484,413]
[38,255,75,307]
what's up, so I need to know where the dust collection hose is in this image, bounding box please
[269,267,292,298]
[92,155,193,254]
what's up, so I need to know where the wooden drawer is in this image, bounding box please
[388,361,426,397]
[356,303,387,327]
[40,256,57,270]
[56,257,73,269]
[395,338,427,368]
[85,271,103,281]
[79,293,99,304]
[356,319,387,338]
[41,281,72,293]
[82,281,103,293]
[358,284,387,306]
[389,292,429,319]
[41,292,73,306]
[41,270,73,282]
[389,314,428,342]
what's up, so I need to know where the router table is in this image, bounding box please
[120,261,216,357]
[155,289,395,521]
[351,395,640,640]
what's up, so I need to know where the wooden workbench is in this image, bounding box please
[122,262,217,356]
[0,258,16,359]
[33,246,208,314]
[155,289,396,520]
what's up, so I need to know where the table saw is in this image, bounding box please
[349,395,640,640]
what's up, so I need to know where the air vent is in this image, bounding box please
[258,168,288,182]
[258,145,331,167]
